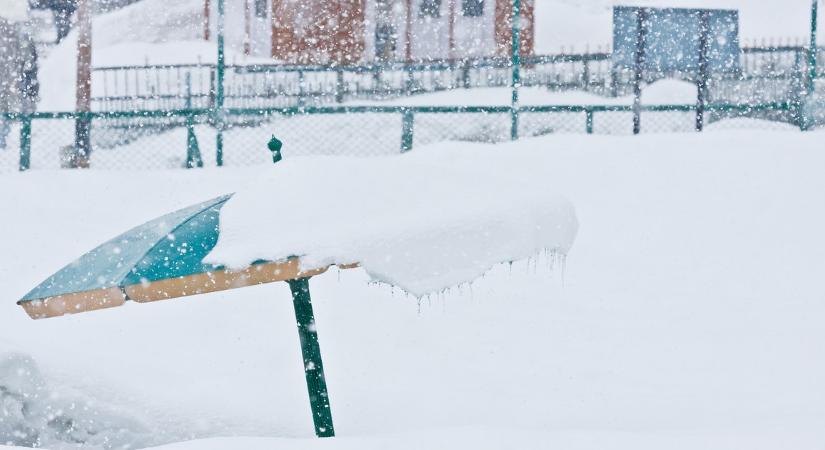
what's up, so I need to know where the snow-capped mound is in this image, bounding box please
[206,148,578,297]
[643,79,699,105]
[0,353,155,448]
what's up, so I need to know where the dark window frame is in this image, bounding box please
[419,0,442,18]
[462,0,483,17]
[254,0,267,18]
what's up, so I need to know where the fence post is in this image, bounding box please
[632,8,648,135]
[809,0,818,95]
[73,0,92,169]
[298,70,306,107]
[335,69,345,103]
[510,0,521,141]
[794,51,810,130]
[585,109,594,134]
[405,65,414,95]
[610,68,619,97]
[695,11,710,132]
[215,0,225,167]
[19,115,31,172]
[401,109,414,152]
[185,73,204,168]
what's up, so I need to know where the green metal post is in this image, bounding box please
[585,109,593,134]
[632,8,647,135]
[401,109,414,152]
[215,0,225,166]
[185,73,204,168]
[696,11,710,132]
[19,116,31,172]
[298,71,306,107]
[287,278,335,438]
[809,0,819,95]
[268,135,283,163]
[510,0,521,141]
[335,69,345,103]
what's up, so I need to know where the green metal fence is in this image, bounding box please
[2,0,821,174]
[88,46,825,112]
[0,101,802,173]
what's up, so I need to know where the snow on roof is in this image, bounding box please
[205,149,578,297]
[0,0,27,22]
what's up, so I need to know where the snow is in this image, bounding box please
[36,0,268,112]
[4,0,825,447]
[2,129,825,448]
[204,154,578,297]
[354,79,699,107]
[34,0,821,110]
[0,0,27,22]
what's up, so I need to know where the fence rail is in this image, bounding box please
[0,101,802,173]
[88,46,825,112]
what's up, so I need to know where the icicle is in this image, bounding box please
[561,254,567,288]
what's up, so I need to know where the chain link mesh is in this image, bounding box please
[0,121,21,173]
[519,111,588,136]
[0,103,809,173]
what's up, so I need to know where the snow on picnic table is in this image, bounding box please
[205,153,578,297]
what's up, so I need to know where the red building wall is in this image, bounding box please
[271,0,366,64]
[271,0,533,64]
[494,0,534,57]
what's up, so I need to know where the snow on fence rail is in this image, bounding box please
[89,46,825,111]
[0,101,805,173]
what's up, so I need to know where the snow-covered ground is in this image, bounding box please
[2,129,825,449]
[354,80,699,106]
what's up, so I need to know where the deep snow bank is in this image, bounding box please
[206,152,578,297]
[0,353,154,449]
[3,130,825,449]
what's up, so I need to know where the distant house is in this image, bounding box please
[208,0,534,64]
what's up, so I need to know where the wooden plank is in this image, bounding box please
[18,259,360,319]
[19,287,126,319]
[124,259,330,303]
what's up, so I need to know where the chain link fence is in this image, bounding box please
[0,101,807,174]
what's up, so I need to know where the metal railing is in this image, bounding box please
[0,100,803,173]
[88,46,825,112]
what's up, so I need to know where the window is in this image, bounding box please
[254,0,267,18]
[462,0,483,17]
[375,24,397,62]
[419,0,441,17]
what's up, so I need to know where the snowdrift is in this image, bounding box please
[206,152,578,297]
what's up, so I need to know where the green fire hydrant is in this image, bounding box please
[269,135,283,164]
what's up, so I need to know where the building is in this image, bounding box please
[207,0,534,64]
